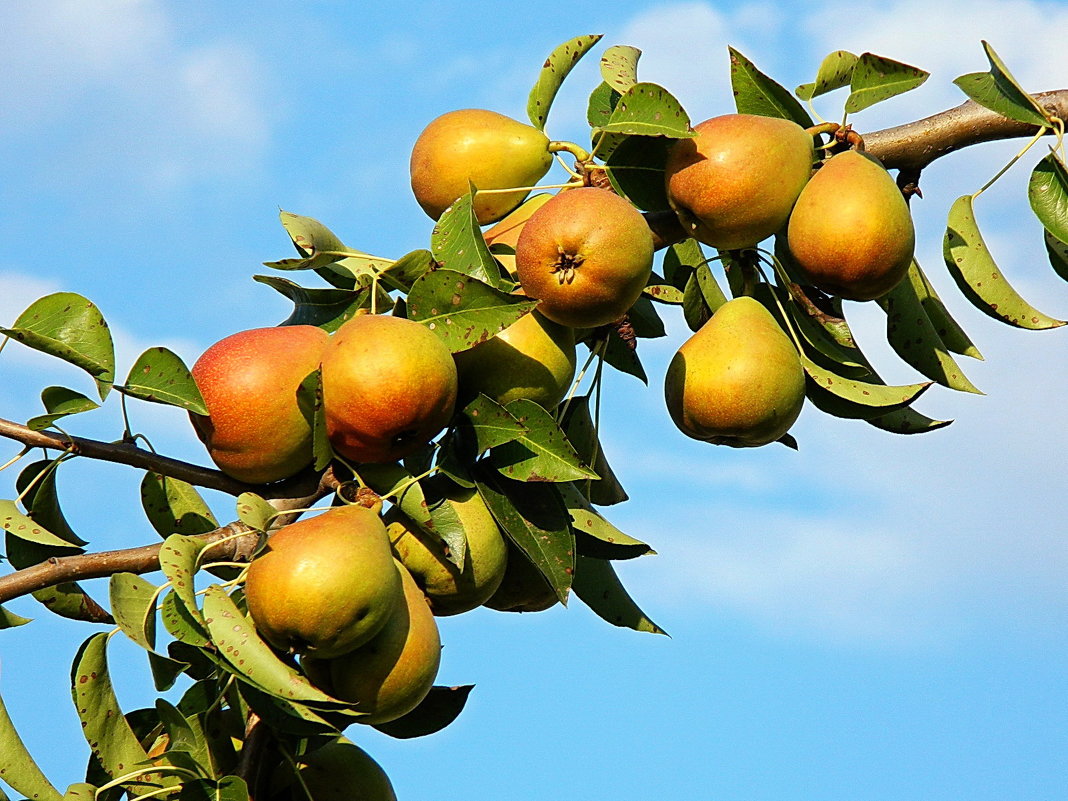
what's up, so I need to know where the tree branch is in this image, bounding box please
[0,416,323,499]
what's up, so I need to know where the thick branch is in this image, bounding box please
[0,416,322,499]
[864,90,1067,171]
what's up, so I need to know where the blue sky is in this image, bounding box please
[1,1,1067,799]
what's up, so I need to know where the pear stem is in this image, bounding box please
[557,335,607,424]
[548,140,592,163]
[0,446,28,474]
[13,448,72,506]
[385,464,441,503]
[754,252,807,355]
[972,125,1049,199]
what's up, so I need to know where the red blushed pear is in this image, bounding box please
[190,325,328,484]
[320,314,458,464]
[515,187,654,328]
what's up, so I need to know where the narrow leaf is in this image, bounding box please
[16,460,88,546]
[803,357,931,420]
[296,368,332,472]
[0,691,63,801]
[867,406,953,434]
[909,261,983,359]
[373,685,475,739]
[157,534,209,629]
[572,555,667,635]
[1028,152,1068,245]
[0,499,81,547]
[559,395,628,506]
[728,47,813,127]
[845,53,929,113]
[527,34,603,129]
[119,347,207,414]
[0,604,32,628]
[559,483,651,560]
[943,195,1064,329]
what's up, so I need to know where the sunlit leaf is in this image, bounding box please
[379,249,435,293]
[908,261,983,359]
[600,45,641,93]
[253,276,372,332]
[459,394,528,454]
[118,347,207,414]
[492,399,598,482]
[527,34,603,129]
[0,691,63,801]
[0,292,115,400]
[0,604,32,628]
[360,463,433,531]
[952,41,1049,127]
[236,492,276,532]
[265,211,348,272]
[572,555,667,635]
[26,386,100,431]
[161,591,210,647]
[600,82,693,138]
[141,472,218,538]
[109,572,158,652]
[431,192,502,286]
[728,47,813,127]
[158,534,209,629]
[845,53,929,113]
[559,483,651,560]
[943,195,1064,329]
[803,357,931,420]
[796,50,858,100]
[0,499,81,547]
[1028,152,1068,245]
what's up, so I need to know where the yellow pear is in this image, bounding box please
[787,149,915,300]
[453,310,576,409]
[306,562,441,725]
[664,114,815,250]
[410,109,553,224]
[244,504,403,658]
[386,479,507,616]
[664,297,805,447]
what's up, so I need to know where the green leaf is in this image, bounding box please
[642,283,684,304]
[475,474,574,604]
[0,603,32,628]
[459,394,528,453]
[1028,152,1068,245]
[4,529,109,622]
[26,386,100,431]
[161,590,210,646]
[943,195,1065,329]
[1045,229,1068,282]
[118,347,207,414]
[296,368,332,472]
[600,82,693,138]
[16,460,88,546]
[600,45,641,93]
[728,47,813,127]
[430,192,502,286]
[265,211,349,272]
[360,463,433,531]
[844,53,929,114]
[683,272,712,332]
[599,331,648,384]
[803,356,931,420]
[158,534,209,629]
[71,633,170,795]
[572,555,667,635]
[878,262,983,394]
[796,50,858,101]
[0,691,63,801]
[0,499,81,547]
[602,134,673,212]
[141,473,218,538]
[236,492,276,532]
[147,650,189,693]
[234,682,350,737]
[253,276,371,332]
[559,483,651,560]
[109,573,158,652]
[373,685,475,739]
[907,261,983,359]
[867,406,953,435]
[379,249,436,293]
[406,270,538,353]
[201,586,342,706]
[492,399,598,483]
[559,394,628,506]
[527,34,603,129]
[626,295,666,339]
[952,41,1049,127]
[0,292,115,400]
[587,81,621,129]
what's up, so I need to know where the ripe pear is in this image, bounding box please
[410,109,553,224]
[483,539,559,613]
[787,149,915,300]
[278,741,396,801]
[320,314,457,464]
[515,187,654,328]
[386,479,507,615]
[664,297,805,447]
[244,504,403,659]
[306,562,441,725]
[664,114,815,250]
[483,193,553,276]
[190,325,328,484]
[453,310,576,409]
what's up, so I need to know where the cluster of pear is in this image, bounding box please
[661,113,916,447]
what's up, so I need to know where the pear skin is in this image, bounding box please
[664,297,805,447]
[307,562,441,725]
[515,187,654,328]
[787,150,915,300]
[483,539,559,613]
[483,193,554,277]
[280,741,397,801]
[386,479,508,616]
[664,114,814,250]
[321,314,457,464]
[410,109,553,224]
[244,504,403,659]
[454,310,576,409]
[190,325,328,484]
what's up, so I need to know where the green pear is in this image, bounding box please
[386,478,508,616]
[453,310,577,409]
[787,149,915,300]
[244,504,403,659]
[515,187,654,328]
[273,741,396,801]
[190,325,328,484]
[410,109,553,224]
[664,114,815,250]
[305,561,441,725]
[321,314,457,464]
[664,297,805,447]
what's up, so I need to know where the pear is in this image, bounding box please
[276,741,396,801]
[410,109,553,224]
[190,325,328,484]
[483,539,559,613]
[386,478,508,616]
[515,187,654,328]
[321,314,457,464]
[483,193,553,277]
[787,149,915,300]
[664,114,815,250]
[453,310,576,409]
[664,297,805,447]
[244,504,403,659]
[306,562,441,725]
